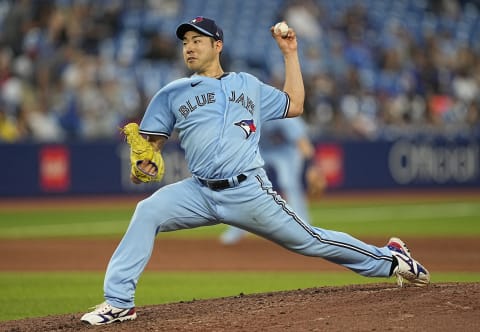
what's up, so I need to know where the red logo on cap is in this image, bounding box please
[192,17,204,23]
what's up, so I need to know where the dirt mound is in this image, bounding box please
[1,282,478,332]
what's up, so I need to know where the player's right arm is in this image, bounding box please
[270,23,305,118]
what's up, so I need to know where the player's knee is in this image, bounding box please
[133,198,162,224]
[136,197,152,212]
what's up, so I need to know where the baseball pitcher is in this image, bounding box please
[81,17,430,325]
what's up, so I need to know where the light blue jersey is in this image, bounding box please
[140,72,289,179]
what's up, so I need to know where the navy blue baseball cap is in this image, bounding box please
[176,16,223,42]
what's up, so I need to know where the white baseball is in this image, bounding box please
[274,22,289,38]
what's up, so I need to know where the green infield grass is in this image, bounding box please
[1,198,479,238]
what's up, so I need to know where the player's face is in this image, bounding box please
[182,31,222,74]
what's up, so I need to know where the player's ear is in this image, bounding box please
[215,39,223,53]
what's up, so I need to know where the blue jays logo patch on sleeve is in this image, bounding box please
[235,119,256,138]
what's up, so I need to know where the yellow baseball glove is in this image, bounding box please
[122,123,164,183]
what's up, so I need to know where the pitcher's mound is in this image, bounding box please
[1,282,479,332]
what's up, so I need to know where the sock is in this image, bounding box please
[389,256,398,276]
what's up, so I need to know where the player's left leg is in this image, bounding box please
[220,168,393,278]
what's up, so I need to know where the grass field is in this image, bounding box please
[1,195,479,321]
[1,197,479,239]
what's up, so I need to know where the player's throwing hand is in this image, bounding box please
[271,21,298,54]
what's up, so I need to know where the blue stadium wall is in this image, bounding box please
[1,137,479,197]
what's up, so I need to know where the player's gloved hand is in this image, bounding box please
[122,122,165,183]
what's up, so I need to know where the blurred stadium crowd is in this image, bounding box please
[0,0,479,143]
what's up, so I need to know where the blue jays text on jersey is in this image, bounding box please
[178,90,255,119]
